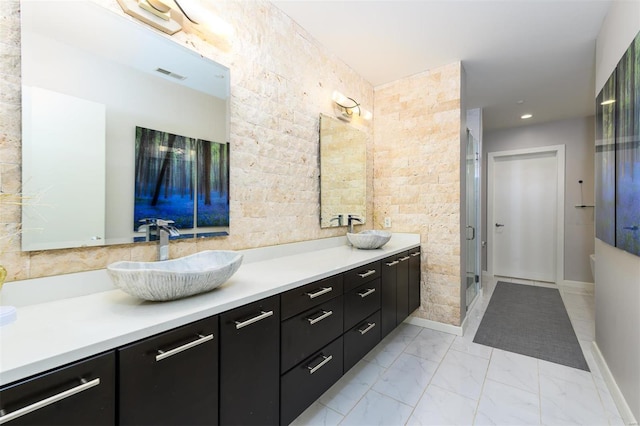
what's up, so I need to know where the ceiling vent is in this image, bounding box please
[155,67,186,80]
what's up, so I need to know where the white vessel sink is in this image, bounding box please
[107,250,243,301]
[347,230,392,250]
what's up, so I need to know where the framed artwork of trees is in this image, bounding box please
[134,126,229,232]
[596,31,640,257]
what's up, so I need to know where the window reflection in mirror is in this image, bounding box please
[319,114,367,228]
[20,1,230,251]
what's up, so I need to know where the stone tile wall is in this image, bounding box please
[373,63,463,326]
[0,0,464,327]
[0,0,374,281]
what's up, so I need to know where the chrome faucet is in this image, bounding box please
[347,214,363,234]
[138,218,180,261]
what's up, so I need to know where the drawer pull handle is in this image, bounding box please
[306,287,333,299]
[410,252,421,257]
[358,288,376,298]
[235,310,274,329]
[385,260,399,266]
[307,355,333,375]
[358,322,376,335]
[307,310,333,325]
[155,334,214,362]
[0,378,100,424]
[399,256,411,262]
[358,269,376,278]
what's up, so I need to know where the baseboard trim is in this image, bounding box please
[404,316,464,336]
[561,280,595,294]
[591,342,638,425]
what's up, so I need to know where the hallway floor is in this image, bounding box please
[292,277,624,425]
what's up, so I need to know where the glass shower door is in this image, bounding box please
[466,130,480,309]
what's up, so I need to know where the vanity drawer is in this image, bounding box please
[0,351,115,426]
[344,310,381,373]
[280,337,344,426]
[343,261,381,292]
[343,278,381,331]
[281,275,343,320]
[281,296,344,373]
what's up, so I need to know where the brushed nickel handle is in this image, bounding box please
[306,287,333,299]
[399,256,411,262]
[155,334,213,361]
[307,355,333,375]
[385,260,399,266]
[307,310,333,325]
[358,288,376,298]
[410,252,421,257]
[0,378,100,424]
[358,269,376,278]
[358,322,376,335]
[235,310,274,329]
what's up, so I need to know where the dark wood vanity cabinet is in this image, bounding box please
[408,249,422,313]
[220,295,280,426]
[0,246,421,426]
[279,275,345,425]
[118,316,219,426]
[0,352,115,426]
[396,251,411,324]
[381,249,421,338]
[381,255,399,337]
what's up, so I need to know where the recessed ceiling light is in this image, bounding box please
[600,99,616,105]
[517,100,525,105]
[521,114,533,119]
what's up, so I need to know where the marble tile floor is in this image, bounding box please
[291,277,624,426]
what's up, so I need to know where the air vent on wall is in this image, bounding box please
[155,67,187,80]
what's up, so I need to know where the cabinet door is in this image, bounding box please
[281,296,343,373]
[220,295,280,426]
[344,310,381,372]
[408,249,421,313]
[344,278,381,331]
[118,316,219,426]
[0,352,115,426]
[280,337,343,426]
[380,256,398,338]
[396,251,410,325]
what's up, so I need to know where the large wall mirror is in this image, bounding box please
[319,114,366,228]
[21,1,230,251]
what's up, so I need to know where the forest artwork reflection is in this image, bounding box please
[134,127,229,233]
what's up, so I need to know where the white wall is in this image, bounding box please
[594,1,640,421]
[482,116,595,283]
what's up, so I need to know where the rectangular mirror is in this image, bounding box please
[21,0,230,251]
[319,114,366,228]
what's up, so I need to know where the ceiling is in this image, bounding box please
[271,0,612,131]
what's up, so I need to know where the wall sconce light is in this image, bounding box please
[332,91,372,121]
[116,0,233,37]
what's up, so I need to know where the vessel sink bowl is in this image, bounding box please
[107,250,243,301]
[347,230,392,249]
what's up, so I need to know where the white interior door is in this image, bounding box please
[490,148,563,283]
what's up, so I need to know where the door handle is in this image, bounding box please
[495,223,505,227]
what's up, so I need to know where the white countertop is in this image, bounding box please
[0,233,420,386]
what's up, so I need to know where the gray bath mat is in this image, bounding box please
[473,282,589,371]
